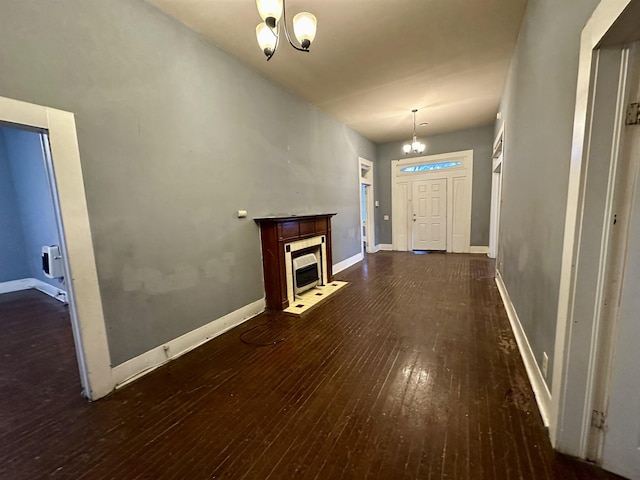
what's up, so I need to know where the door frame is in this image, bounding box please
[359,157,375,255]
[551,0,640,460]
[489,125,504,259]
[0,95,113,400]
[391,150,473,252]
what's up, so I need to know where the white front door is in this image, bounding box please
[601,43,640,480]
[412,179,447,250]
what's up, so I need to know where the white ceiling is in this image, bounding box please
[147,0,528,144]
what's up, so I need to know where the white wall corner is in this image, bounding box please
[333,252,364,274]
[495,271,552,427]
[112,298,265,388]
[378,244,393,251]
[470,246,490,254]
[31,278,68,303]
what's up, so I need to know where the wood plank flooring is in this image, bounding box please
[0,253,626,479]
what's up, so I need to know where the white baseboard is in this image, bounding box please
[333,252,363,274]
[0,277,67,302]
[370,244,381,253]
[0,278,33,294]
[470,246,490,254]
[378,244,393,251]
[495,271,551,427]
[112,298,265,388]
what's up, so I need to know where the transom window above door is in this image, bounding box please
[400,161,462,173]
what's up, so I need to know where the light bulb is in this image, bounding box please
[256,0,283,28]
[403,144,411,154]
[418,143,426,153]
[256,23,277,56]
[293,12,317,49]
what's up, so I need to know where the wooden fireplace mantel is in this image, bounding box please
[255,214,336,310]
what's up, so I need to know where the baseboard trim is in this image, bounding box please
[112,298,266,388]
[0,278,33,294]
[371,244,381,253]
[0,277,67,302]
[378,244,393,251]
[495,271,551,427]
[333,252,363,274]
[470,246,490,254]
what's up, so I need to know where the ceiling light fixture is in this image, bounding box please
[403,109,426,155]
[255,0,317,61]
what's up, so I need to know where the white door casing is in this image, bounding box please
[551,0,640,469]
[0,95,113,400]
[412,179,447,250]
[489,126,504,260]
[392,150,473,253]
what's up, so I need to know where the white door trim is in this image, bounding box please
[359,157,375,255]
[0,95,114,400]
[489,125,504,259]
[551,0,637,458]
[391,150,473,253]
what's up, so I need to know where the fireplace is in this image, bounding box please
[255,214,336,310]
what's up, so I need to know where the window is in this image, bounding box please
[400,161,462,173]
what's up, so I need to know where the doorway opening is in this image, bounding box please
[359,157,375,256]
[552,2,640,478]
[391,150,473,253]
[489,126,504,260]
[0,95,112,400]
[0,124,83,397]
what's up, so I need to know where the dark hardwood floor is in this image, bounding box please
[0,253,626,479]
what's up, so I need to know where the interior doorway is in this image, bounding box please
[0,95,112,400]
[359,157,375,256]
[391,150,473,253]
[489,126,504,259]
[552,3,640,478]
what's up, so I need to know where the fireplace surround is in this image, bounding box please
[255,214,336,310]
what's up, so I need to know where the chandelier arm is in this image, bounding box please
[282,0,309,52]
[266,23,280,60]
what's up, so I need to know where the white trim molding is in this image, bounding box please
[0,277,65,300]
[113,298,265,388]
[496,271,551,427]
[470,246,490,254]
[333,252,363,274]
[551,0,636,458]
[378,244,393,251]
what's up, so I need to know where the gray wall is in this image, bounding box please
[0,0,375,365]
[0,130,30,282]
[375,125,495,246]
[0,126,63,288]
[496,0,600,388]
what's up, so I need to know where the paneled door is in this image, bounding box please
[412,179,447,250]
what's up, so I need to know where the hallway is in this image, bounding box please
[0,253,623,479]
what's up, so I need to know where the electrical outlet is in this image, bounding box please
[542,352,549,378]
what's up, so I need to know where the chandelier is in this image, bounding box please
[403,109,426,155]
[255,0,317,61]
